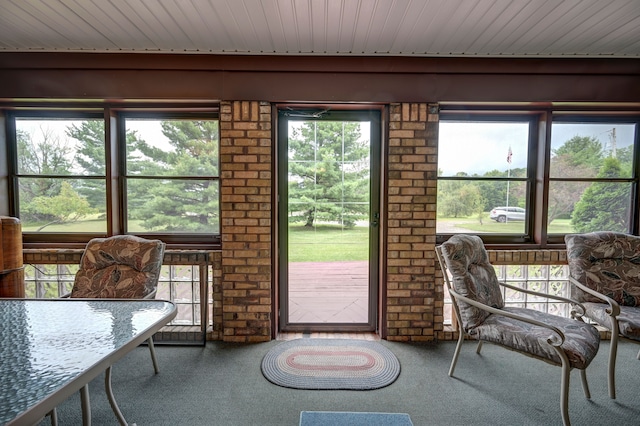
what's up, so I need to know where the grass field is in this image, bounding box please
[21,217,167,233]
[22,215,575,263]
[288,224,369,262]
[437,215,575,234]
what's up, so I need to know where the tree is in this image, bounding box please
[548,135,603,224]
[475,168,526,212]
[571,157,629,233]
[552,135,603,170]
[66,120,107,212]
[69,119,219,233]
[438,181,485,218]
[129,120,220,233]
[27,181,97,231]
[288,121,369,228]
[547,156,592,224]
[16,125,73,223]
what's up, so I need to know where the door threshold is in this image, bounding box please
[276,331,380,341]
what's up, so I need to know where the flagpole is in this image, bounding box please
[506,146,512,223]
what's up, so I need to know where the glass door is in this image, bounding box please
[277,109,380,332]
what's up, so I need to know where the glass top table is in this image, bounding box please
[0,298,177,425]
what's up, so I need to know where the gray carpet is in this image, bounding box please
[37,340,640,425]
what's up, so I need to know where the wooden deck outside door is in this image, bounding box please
[277,109,381,333]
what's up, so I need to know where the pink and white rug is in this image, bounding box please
[261,338,401,390]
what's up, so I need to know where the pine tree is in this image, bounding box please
[288,121,369,228]
[571,157,629,232]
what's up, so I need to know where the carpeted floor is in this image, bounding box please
[261,338,401,390]
[37,339,640,426]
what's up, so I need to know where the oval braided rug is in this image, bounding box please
[261,338,400,390]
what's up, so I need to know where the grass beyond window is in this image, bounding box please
[288,224,369,262]
[437,217,574,234]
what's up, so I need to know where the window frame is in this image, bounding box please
[5,104,221,248]
[436,112,538,246]
[437,107,640,247]
[545,113,640,244]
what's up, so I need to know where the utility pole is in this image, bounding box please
[610,127,617,158]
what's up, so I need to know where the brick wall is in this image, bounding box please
[385,103,440,342]
[20,101,577,342]
[219,101,273,342]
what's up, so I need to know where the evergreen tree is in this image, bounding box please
[130,120,220,233]
[549,135,603,224]
[288,121,369,228]
[552,135,603,170]
[571,157,629,232]
[66,120,106,212]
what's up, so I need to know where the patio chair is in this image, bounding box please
[436,235,600,426]
[565,231,640,399]
[65,234,166,373]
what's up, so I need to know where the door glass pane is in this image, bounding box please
[287,120,371,324]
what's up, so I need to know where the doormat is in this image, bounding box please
[261,338,400,390]
[299,411,413,426]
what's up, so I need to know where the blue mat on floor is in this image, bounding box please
[299,411,413,426]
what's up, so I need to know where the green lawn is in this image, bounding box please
[22,216,574,262]
[288,224,369,262]
[21,217,158,233]
[21,218,108,233]
[438,216,575,234]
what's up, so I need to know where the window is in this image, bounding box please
[122,115,220,236]
[12,113,107,235]
[7,106,220,246]
[548,119,637,240]
[437,117,531,240]
[437,108,640,245]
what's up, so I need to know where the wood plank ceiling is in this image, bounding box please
[0,0,638,57]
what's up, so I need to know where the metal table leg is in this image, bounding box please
[80,385,91,426]
[105,366,128,426]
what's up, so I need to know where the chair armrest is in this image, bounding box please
[498,281,588,318]
[499,281,584,305]
[568,276,621,317]
[144,289,158,299]
[449,288,566,346]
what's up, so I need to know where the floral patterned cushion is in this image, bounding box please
[71,235,165,299]
[440,235,504,329]
[582,303,640,342]
[565,232,640,306]
[472,307,600,369]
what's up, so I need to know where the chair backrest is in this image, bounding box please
[70,235,165,299]
[565,231,640,307]
[438,234,504,329]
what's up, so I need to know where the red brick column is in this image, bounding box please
[386,103,439,342]
[219,101,272,342]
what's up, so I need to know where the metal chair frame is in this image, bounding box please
[568,275,640,399]
[436,243,597,426]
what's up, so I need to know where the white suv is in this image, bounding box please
[490,206,526,223]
